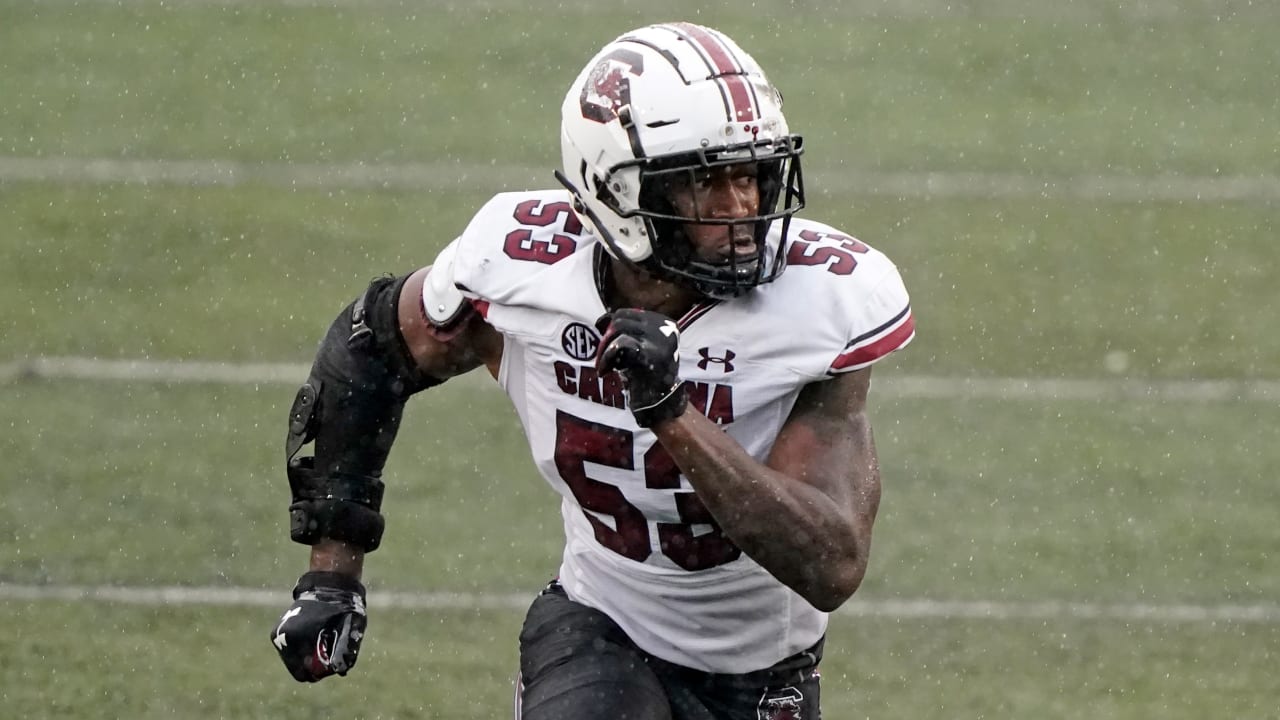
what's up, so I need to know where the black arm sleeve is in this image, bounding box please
[284,274,442,551]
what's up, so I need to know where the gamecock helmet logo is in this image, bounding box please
[579,48,645,124]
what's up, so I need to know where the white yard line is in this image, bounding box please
[3,156,1278,203]
[2,356,1277,403]
[27,0,1279,22]
[1,582,1274,623]
[0,357,311,385]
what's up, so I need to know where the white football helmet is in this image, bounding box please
[557,22,805,299]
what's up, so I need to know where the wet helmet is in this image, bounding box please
[557,22,805,299]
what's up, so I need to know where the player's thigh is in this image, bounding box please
[706,661,824,717]
[728,676,821,720]
[517,585,671,720]
[651,645,823,720]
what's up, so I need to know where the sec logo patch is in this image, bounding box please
[561,322,599,361]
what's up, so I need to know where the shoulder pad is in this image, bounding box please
[450,189,593,307]
[759,218,915,376]
[422,238,468,326]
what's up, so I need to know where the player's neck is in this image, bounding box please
[604,257,701,319]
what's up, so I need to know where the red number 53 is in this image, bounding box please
[553,410,741,571]
[503,200,583,265]
[786,229,869,275]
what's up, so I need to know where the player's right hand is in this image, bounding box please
[269,571,368,682]
[595,308,688,427]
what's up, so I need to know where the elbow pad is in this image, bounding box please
[284,274,443,552]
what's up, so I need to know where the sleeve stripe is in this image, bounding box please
[830,308,915,372]
[844,304,911,349]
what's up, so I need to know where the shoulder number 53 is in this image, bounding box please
[503,200,583,265]
[787,229,869,275]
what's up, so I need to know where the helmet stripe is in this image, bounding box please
[721,76,757,122]
[668,23,757,122]
[673,22,744,73]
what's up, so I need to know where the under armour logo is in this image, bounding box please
[273,606,302,650]
[697,347,736,372]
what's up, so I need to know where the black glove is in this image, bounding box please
[269,571,368,682]
[595,309,688,427]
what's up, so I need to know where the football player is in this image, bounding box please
[270,22,915,719]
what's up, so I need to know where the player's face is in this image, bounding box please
[666,162,761,265]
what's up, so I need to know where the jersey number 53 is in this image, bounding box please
[553,410,741,571]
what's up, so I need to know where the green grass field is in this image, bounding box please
[2,1,1278,718]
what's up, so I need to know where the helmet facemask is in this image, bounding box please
[601,136,805,299]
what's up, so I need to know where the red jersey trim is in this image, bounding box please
[676,300,720,331]
[829,307,915,373]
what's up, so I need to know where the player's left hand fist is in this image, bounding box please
[595,308,687,427]
[269,571,368,682]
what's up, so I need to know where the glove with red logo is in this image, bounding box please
[595,309,688,428]
[269,571,367,682]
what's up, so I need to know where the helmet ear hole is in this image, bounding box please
[595,182,622,213]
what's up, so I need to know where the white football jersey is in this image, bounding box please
[435,189,914,673]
